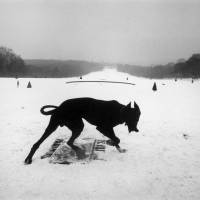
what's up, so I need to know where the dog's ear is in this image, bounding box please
[126,102,131,109]
[134,101,140,113]
[134,101,137,108]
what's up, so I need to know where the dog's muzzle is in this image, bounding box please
[134,127,139,132]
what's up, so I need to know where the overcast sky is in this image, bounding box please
[0,0,200,65]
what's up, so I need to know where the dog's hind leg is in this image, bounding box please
[24,116,59,165]
[66,119,84,151]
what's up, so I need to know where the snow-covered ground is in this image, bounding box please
[0,68,200,200]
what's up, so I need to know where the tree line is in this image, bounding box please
[0,47,26,77]
[117,54,200,79]
[1,46,200,79]
[24,59,103,78]
[0,46,103,78]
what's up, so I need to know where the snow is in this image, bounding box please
[0,68,200,200]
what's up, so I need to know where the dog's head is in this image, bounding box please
[121,102,141,133]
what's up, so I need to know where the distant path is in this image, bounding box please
[65,80,135,86]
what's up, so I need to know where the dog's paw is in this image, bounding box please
[106,139,115,146]
[117,148,127,153]
[24,158,32,165]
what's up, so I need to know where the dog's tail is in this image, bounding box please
[40,105,58,115]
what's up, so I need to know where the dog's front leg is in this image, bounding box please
[111,138,126,153]
[96,127,126,153]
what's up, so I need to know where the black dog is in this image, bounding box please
[24,98,141,164]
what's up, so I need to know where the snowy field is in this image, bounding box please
[0,68,200,200]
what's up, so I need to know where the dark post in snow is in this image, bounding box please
[27,81,32,88]
[152,82,157,91]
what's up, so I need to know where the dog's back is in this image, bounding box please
[57,98,124,127]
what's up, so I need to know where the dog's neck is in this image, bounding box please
[119,105,127,124]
